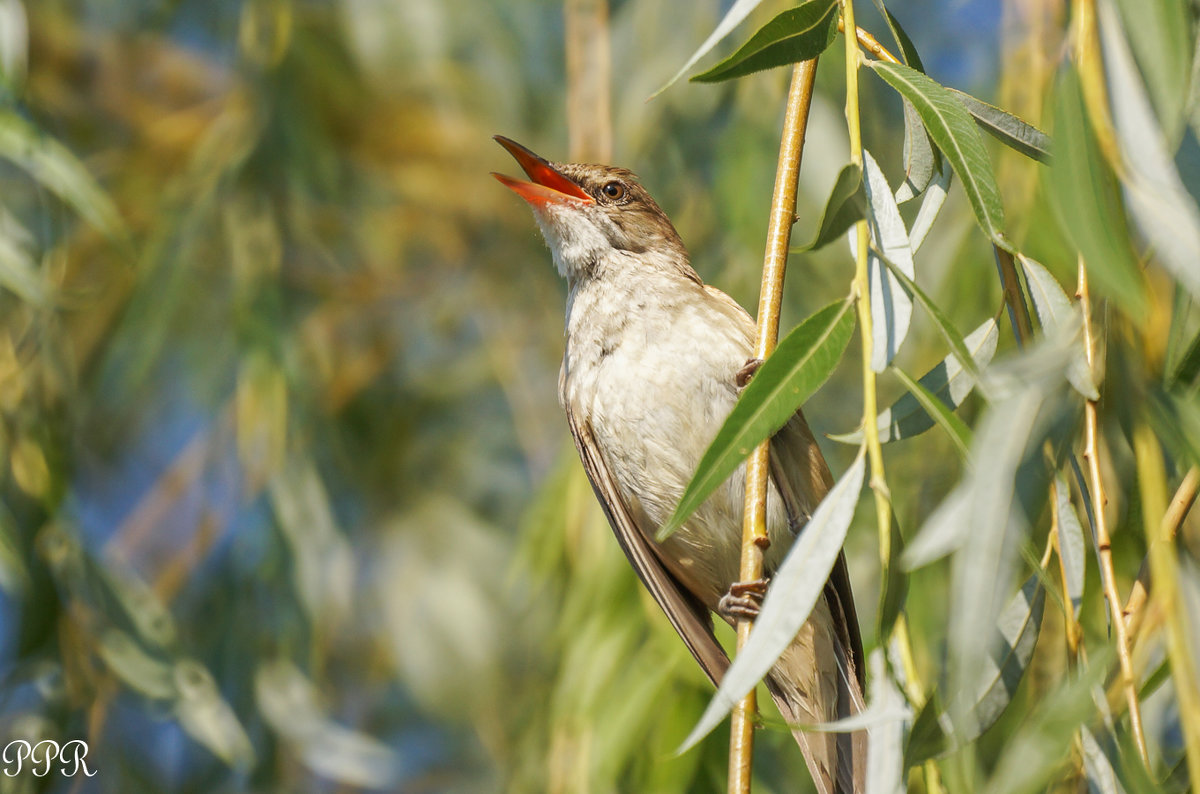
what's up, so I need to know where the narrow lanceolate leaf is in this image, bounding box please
[1018,254,1098,400]
[866,648,908,794]
[1100,2,1200,301]
[658,299,855,540]
[677,448,866,752]
[690,0,839,84]
[951,575,1046,741]
[1046,67,1147,317]
[949,89,1053,163]
[799,163,864,251]
[891,367,972,458]
[1054,475,1086,618]
[651,0,766,97]
[1112,0,1191,143]
[880,256,985,390]
[829,318,996,449]
[0,110,127,242]
[895,98,939,202]
[0,212,49,305]
[871,2,924,71]
[868,61,1007,244]
[856,150,914,372]
[1080,727,1126,794]
[908,159,951,253]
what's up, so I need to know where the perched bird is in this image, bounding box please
[493,135,865,793]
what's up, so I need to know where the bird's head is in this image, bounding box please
[492,136,690,283]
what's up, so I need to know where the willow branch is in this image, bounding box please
[1123,466,1200,640]
[1077,258,1149,765]
[729,58,819,794]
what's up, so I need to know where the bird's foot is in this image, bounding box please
[735,358,763,390]
[718,577,769,621]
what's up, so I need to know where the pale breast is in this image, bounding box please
[561,276,787,608]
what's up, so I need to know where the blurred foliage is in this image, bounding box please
[0,0,1195,793]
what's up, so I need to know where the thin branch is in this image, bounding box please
[1133,426,1200,782]
[729,58,820,794]
[1123,466,1200,640]
[1077,257,1149,765]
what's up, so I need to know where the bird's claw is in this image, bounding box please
[718,577,769,621]
[735,358,763,390]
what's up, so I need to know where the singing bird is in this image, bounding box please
[493,136,865,793]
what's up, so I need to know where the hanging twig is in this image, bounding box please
[729,58,820,794]
[1077,258,1150,765]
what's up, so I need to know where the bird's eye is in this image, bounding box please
[601,181,626,200]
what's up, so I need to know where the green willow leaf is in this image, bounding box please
[949,88,1052,163]
[1018,254,1098,400]
[657,299,855,540]
[879,254,984,389]
[891,366,972,459]
[1113,0,1191,143]
[690,0,839,84]
[676,448,865,752]
[1046,67,1147,317]
[798,163,864,251]
[652,0,768,97]
[868,61,1007,244]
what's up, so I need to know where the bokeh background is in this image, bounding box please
[0,1,1117,792]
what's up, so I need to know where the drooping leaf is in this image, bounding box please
[690,0,839,84]
[1170,325,1200,389]
[871,3,924,71]
[658,299,855,540]
[1054,475,1086,619]
[0,210,49,305]
[908,160,951,253]
[1112,0,1191,144]
[798,163,865,251]
[1079,726,1127,794]
[895,98,939,202]
[855,149,914,372]
[902,487,970,569]
[950,575,1046,741]
[868,61,1007,244]
[173,659,256,769]
[831,317,996,448]
[1018,253,1098,400]
[677,448,866,752]
[1046,67,1147,317]
[880,255,985,389]
[890,367,972,458]
[0,109,127,242]
[949,88,1053,163]
[1099,2,1200,301]
[865,648,907,794]
[652,0,768,96]
[904,693,949,766]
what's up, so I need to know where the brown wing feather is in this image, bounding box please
[564,403,731,686]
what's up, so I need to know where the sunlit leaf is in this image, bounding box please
[677,448,865,752]
[652,0,767,96]
[949,89,1052,163]
[855,149,914,372]
[256,660,401,788]
[96,630,176,701]
[173,660,256,769]
[0,110,127,242]
[870,2,924,71]
[908,160,951,253]
[869,61,1007,244]
[1099,2,1200,301]
[658,299,855,540]
[1054,475,1086,618]
[831,317,996,448]
[798,163,864,251]
[1112,0,1191,143]
[951,575,1045,740]
[1046,67,1147,317]
[689,0,839,84]
[1018,253,1098,400]
[890,367,972,458]
[866,648,907,794]
[1080,726,1127,794]
[880,256,985,389]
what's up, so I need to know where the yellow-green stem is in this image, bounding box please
[1133,424,1200,781]
[729,58,820,794]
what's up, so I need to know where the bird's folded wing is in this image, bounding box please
[564,405,730,686]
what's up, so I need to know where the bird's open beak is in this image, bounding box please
[492,136,594,206]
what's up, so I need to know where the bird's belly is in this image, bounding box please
[578,332,756,608]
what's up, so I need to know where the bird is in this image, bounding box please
[493,135,866,793]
